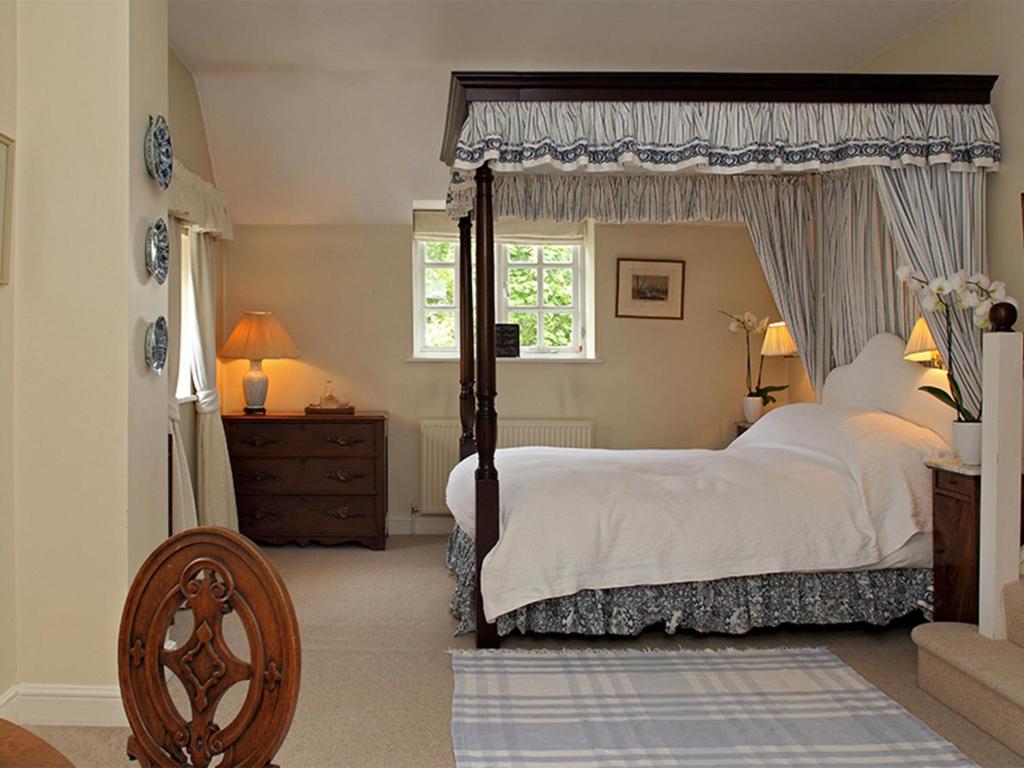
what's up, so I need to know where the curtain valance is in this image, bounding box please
[168,164,234,240]
[450,100,998,191]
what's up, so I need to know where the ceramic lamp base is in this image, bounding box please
[243,359,270,413]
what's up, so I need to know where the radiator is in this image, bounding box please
[418,419,594,517]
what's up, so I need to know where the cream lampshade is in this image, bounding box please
[904,316,940,366]
[220,311,300,414]
[760,321,798,357]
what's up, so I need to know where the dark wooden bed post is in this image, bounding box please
[474,163,500,648]
[458,214,477,461]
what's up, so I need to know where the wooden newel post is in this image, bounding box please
[474,163,500,648]
[458,214,477,461]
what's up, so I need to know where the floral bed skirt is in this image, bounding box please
[445,527,933,637]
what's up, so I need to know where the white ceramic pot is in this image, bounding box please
[742,396,764,423]
[953,421,982,466]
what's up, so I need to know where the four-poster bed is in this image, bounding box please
[439,71,1000,648]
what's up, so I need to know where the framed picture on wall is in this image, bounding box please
[615,258,685,320]
[0,132,11,285]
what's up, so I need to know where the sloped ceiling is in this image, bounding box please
[169,0,956,226]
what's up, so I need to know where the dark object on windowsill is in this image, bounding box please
[496,323,521,358]
[990,301,1018,333]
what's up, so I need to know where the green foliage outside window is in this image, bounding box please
[425,241,456,263]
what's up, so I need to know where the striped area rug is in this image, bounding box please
[451,648,975,767]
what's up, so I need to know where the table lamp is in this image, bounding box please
[904,317,941,367]
[761,321,798,358]
[220,311,300,414]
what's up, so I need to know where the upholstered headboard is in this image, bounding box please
[821,333,955,447]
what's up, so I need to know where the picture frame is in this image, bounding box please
[615,258,685,320]
[0,132,12,286]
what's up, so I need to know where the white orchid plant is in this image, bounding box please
[720,310,788,405]
[897,265,1016,423]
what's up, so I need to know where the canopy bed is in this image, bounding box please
[438,72,1000,648]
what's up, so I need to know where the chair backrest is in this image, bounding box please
[118,527,300,767]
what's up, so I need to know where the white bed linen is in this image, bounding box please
[446,404,951,622]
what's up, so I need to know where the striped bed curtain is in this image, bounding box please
[872,165,987,414]
[821,170,916,372]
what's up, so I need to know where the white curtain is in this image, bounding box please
[871,165,987,413]
[821,169,915,370]
[187,229,239,529]
[167,220,199,533]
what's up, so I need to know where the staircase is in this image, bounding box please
[912,580,1024,755]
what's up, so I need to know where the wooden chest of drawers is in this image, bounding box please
[224,412,388,549]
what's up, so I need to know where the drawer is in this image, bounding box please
[226,421,380,457]
[232,457,378,494]
[935,470,978,498]
[237,494,381,538]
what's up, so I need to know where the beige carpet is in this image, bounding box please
[30,535,1024,767]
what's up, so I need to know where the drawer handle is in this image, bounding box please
[325,436,365,448]
[324,470,364,483]
[240,469,279,483]
[240,436,279,448]
[244,507,280,521]
[323,506,364,520]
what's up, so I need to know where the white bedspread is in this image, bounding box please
[446,404,952,622]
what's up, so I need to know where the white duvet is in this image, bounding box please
[446,404,953,622]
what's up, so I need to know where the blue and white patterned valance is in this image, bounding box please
[452,100,1000,178]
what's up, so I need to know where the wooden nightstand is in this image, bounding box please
[223,411,388,549]
[927,459,1024,623]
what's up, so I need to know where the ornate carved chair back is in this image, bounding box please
[118,527,301,767]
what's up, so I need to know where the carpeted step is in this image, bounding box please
[1005,580,1024,648]
[912,622,1024,756]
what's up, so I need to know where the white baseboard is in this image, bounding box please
[388,515,454,536]
[0,683,127,727]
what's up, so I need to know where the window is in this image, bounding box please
[175,229,201,400]
[498,243,583,355]
[412,238,590,359]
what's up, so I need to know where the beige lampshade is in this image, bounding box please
[904,316,939,363]
[220,311,300,360]
[760,321,798,357]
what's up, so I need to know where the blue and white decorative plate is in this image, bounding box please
[144,114,173,190]
[145,316,169,376]
[145,217,169,284]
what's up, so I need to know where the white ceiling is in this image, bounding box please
[169,0,956,226]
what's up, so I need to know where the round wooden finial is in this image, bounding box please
[989,301,1018,332]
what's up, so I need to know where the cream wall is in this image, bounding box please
[169,46,214,184]
[0,0,17,698]
[6,0,168,704]
[222,222,791,530]
[862,1,1024,303]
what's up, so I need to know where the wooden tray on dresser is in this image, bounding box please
[223,411,388,550]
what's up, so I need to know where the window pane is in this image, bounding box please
[424,311,456,347]
[424,241,456,263]
[509,312,538,346]
[424,267,455,306]
[543,268,573,307]
[543,312,573,348]
[507,268,538,306]
[507,244,536,263]
[542,245,573,263]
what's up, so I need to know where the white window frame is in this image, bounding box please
[411,236,591,360]
[497,242,585,357]
[412,237,461,359]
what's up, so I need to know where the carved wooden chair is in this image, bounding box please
[118,528,300,767]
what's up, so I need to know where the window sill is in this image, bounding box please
[406,355,604,364]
